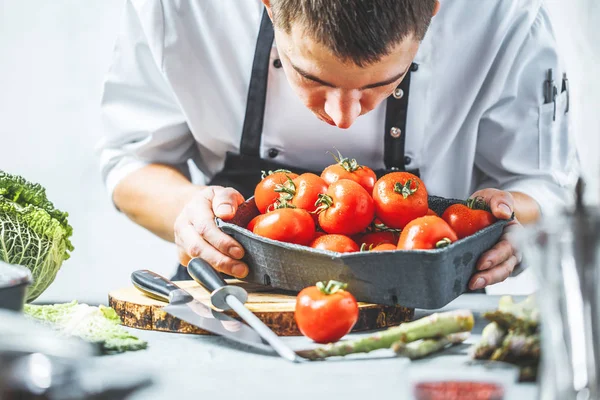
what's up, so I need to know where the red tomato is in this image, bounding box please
[295,280,359,344]
[372,172,428,229]
[320,151,377,193]
[252,208,315,245]
[246,215,263,231]
[254,170,299,214]
[275,173,328,220]
[310,234,360,253]
[371,243,397,251]
[316,179,375,236]
[397,216,459,250]
[441,198,497,239]
[355,231,400,249]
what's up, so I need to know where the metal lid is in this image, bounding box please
[0,261,33,289]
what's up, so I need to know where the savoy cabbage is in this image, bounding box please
[0,170,74,301]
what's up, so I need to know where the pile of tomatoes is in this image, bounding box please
[248,151,497,253]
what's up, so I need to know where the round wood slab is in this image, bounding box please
[109,280,415,336]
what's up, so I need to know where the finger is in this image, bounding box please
[470,255,519,289]
[187,193,245,260]
[176,223,248,278]
[212,187,245,219]
[475,238,514,271]
[470,189,514,220]
[178,247,191,266]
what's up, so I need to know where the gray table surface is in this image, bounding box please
[86,294,537,400]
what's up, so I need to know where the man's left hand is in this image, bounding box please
[467,188,523,290]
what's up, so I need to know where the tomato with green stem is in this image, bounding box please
[254,169,299,214]
[397,216,458,250]
[273,173,328,221]
[441,197,497,239]
[316,179,375,236]
[295,280,359,344]
[372,172,428,229]
[320,150,377,193]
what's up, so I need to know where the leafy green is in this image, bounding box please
[24,301,147,354]
[0,170,74,301]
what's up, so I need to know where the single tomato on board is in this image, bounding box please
[397,216,459,250]
[372,172,428,229]
[295,280,359,344]
[441,197,497,239]
[252,208,315,245]
[320,150,377,193]
[254,169,299,214]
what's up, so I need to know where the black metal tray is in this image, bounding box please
[217,196,508,309]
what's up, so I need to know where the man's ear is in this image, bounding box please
[432,0,440,17]
[261,0,274,20]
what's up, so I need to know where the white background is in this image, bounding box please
[0,0,598,305]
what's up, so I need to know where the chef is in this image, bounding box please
[98,0,579,291]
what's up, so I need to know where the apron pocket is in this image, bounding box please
[538,90,572,184]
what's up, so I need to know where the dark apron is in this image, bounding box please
[171,8,419,281]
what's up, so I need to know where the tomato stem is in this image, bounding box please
[466,196,491,212]
[314,193,333,214]
[371,222,401,233]
[316,280,348,295]
[393,179,419,199]
[359,243,373,252]
[260,169,292,180]
[435,238,453,248]
[274,176,297,201]
[327,149,362,172]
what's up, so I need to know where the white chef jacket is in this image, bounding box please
[98,0,579,215]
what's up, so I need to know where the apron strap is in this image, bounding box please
[239,9,274,158]
[384,62,419,176]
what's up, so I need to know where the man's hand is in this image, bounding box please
[467,188,523,290]
[174,186,249,278]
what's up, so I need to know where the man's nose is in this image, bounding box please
[324,90,362,129]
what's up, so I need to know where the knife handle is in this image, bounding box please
[131,270,193,304]
[187,258,248,310]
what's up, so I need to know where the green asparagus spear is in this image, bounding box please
[490,331,540,363]
[484,295,539,333]
[297,309,474,360]
[471,322,507,360]
[392,332,470,359]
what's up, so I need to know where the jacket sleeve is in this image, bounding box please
[97,0,197,204]
[474,4,580,216]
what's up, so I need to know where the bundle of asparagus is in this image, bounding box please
[297,309,474,360]
[471,295,540,382]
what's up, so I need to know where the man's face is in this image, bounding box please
[273,23,421,129]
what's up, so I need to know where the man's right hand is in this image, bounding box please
[174,186,249,278]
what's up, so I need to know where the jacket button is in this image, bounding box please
[393,87,404,99]
[410,62,419,72]
[390,127,402,138]
[273,59,282,68]
[268,148,279,158]
[404,156,412,165]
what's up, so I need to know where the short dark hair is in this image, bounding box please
[271,0,437,67]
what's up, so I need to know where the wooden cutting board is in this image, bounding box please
[109,280,415,336]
